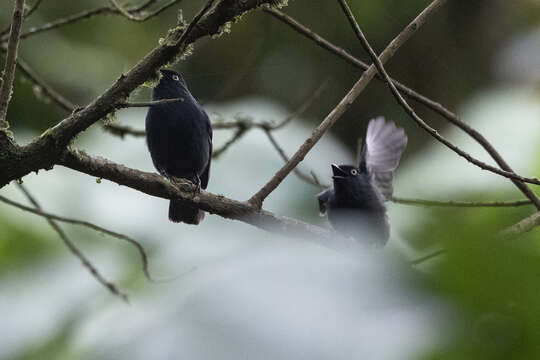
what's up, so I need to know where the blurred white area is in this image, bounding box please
[0,98,445,359]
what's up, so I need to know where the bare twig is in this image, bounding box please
[109,0,182,22]
[212,126,248,158]
[267,7,540,209]
[57,148,337,243]
[0,190,156,284]
[204,38,266,104]
[7,185,129,302]
[21,0,43,18]
[15,55,76,112]
[248,0,445,208]
[500,211,540,238]
[0,0,182,42]
[2,0,270,187]
[270,78,330,130]
[0,0,25,130]
[410,249,446,265]
[391,196,532,208]
[0,0,44,36]
[103,123,146,138]
[116,97,185,108]
[337,0,540,199]
[264,129,324,188]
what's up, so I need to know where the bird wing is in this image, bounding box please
[200,111,212,189]
[361,117,407,200]
[317,188,333,215]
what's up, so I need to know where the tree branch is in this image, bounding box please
[57,148,336,243]
[109,0,183,22]
[0,0,44,37]
[5,184,129,302]
[15,55,76,112]
[391,196,532,208]
[0,187,157,283]
[410,249,446,265]
[212,126,248,159]
[0,0,283,188]
[0,0,182,42]
[248,0,446,208]
[267,7,540,208]
[263,128,325,188]
[116,97,185,108]
[500,211,540,238]
[0,0,25,130]
[337,0,540,204]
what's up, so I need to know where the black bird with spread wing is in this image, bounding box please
[145,69,212,224]
[317,117,407,246]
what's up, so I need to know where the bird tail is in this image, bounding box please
[168,200,205,225]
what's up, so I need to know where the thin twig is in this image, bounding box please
[204,38,266,104]
[337,0,540,196]
[109,0,182,22]
[248,0,445,208]
[391,196,532,208]
[410,249,446,265]
[264,129,324,188]
[0,0,44,36]
[212,126,248,158]
[0,0,182,42]
[0,191,156,284]
[0,0,25,130]
[116,97,185,108]
[16,55,76,112]
[11,184,129,302]
[267,7,540,209]
[500,211,540,238]
[274,139,533,207]
[103,123,146,138]
[270,78,330,130]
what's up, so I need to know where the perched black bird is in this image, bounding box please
[145,69,212,224]
[317,117,407,246]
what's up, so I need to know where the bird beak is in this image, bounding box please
[331,164,347,179]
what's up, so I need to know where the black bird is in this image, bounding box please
[145,69,212,224]
[317,117,407,246]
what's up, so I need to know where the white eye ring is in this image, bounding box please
[350,169,358,176]
[172,75,180,81]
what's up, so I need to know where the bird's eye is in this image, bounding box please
[172,75,180,81]
[350,169,358,176]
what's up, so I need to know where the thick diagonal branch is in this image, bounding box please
[0,0,283,188]
[337,0,540,204]
[248,0,446,207]
[268,7,540,209]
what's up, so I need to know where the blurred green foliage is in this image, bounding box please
[415,214,540,359]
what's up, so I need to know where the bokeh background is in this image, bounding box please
[1,0,540,358]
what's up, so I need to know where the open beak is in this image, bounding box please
[331,164,347,179]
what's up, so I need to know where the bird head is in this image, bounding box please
[331,163,371,195]
[159,69,188,87]
[331,164,360,180]
[152,69,190,101]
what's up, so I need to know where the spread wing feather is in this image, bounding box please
[362,117,407,200]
